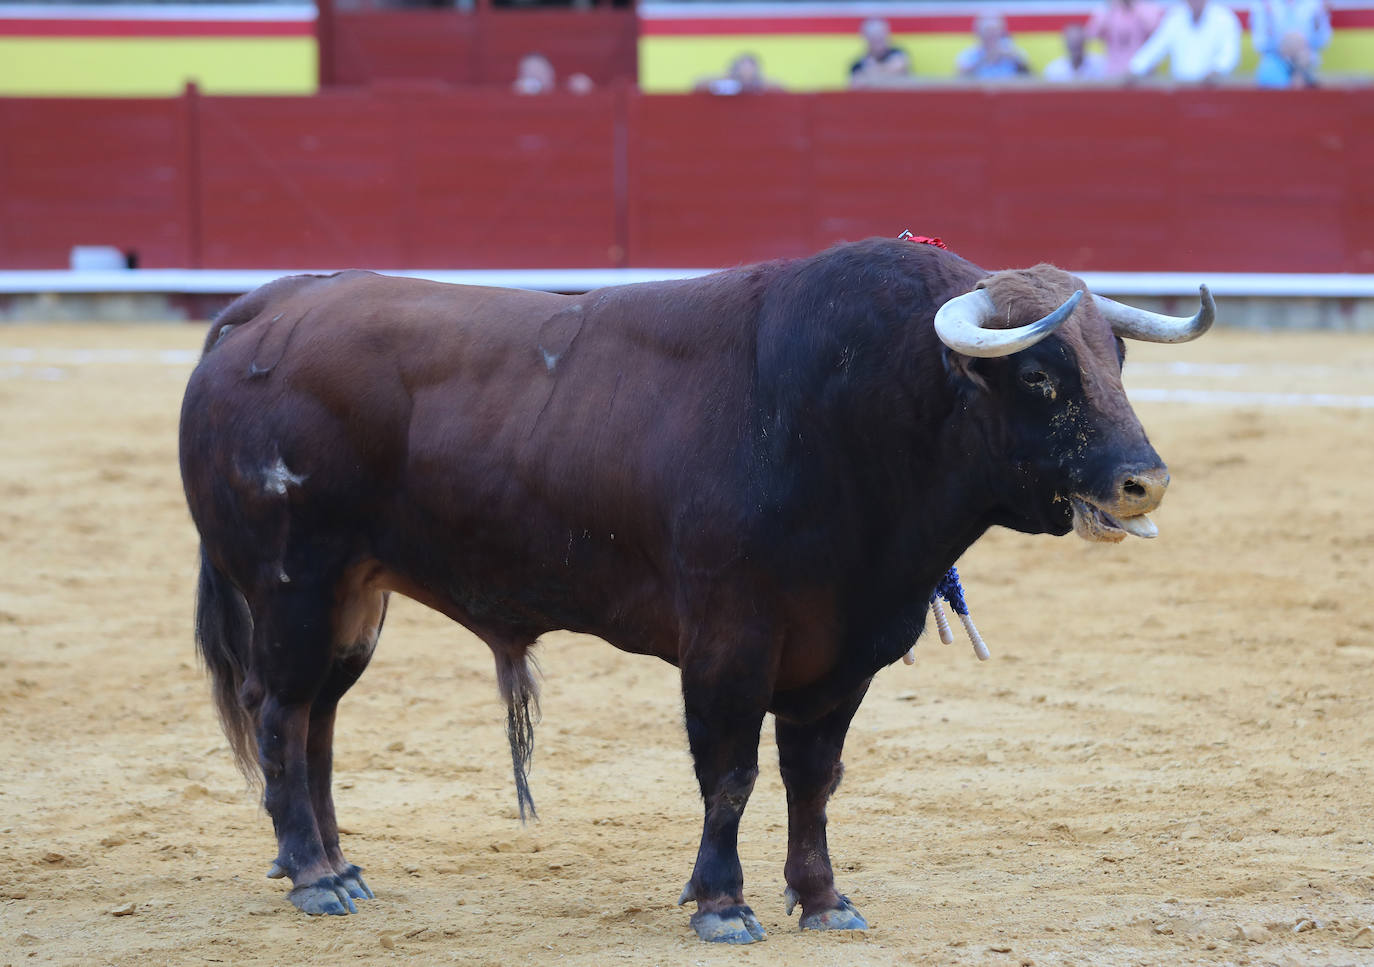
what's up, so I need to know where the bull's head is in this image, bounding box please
[933,267,1214,542]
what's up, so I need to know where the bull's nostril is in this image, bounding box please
[1123,478,1147,499]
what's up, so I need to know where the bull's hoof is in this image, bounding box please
[288,876,359,916]
[690,905,767,944]
[338,865,374,901]
[799,895,868,932]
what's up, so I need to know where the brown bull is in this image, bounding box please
[178,237,1212,942]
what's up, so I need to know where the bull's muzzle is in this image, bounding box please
[1071,464,1169,543]
[1114,465,1169,517]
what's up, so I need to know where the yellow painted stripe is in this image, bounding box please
[641,29,1372,92]
[1323,27,1374,72]
[0,37,317,96]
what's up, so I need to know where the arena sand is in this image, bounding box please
[1,323,1371,967]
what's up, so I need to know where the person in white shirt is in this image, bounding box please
[1127,0,1241,82]
[1044,24,1110,81]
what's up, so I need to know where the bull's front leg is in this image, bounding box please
[776,678,871,931]
[677,661,771,944]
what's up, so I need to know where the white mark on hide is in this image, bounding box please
[540,346,559,372]
[278,567,291,584]
[264,457,306,496]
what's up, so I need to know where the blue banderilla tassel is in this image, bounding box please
[932,566,968,615]
[904,565,990,665]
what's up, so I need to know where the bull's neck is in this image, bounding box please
[756,338,1000,599]
[867,387,1000,599]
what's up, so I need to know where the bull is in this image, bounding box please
[178,237,1212,942]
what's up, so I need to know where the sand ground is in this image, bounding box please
[1,323,1371,967]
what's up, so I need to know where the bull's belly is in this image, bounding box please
[367,539,682,664]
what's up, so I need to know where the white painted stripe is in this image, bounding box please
[1079,273,1374,298]
[0,268,717,295]
[1127,362,1347,379]
[3,269,1374,299]
[0,348,199,365]
[1129,388,1374,408]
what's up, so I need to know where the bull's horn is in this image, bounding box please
[934,288,1082,358]
[1092,285,1215,343]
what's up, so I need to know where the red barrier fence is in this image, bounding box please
[2,86,1371,274]
[323,6,638,89]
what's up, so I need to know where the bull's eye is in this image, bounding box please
[1019,368,1057,400]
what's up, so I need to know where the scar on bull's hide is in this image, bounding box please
[246,312,302,380]
[536,305,584,373]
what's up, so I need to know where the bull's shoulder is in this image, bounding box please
[574,265,780,362]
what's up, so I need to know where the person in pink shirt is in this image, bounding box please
[1086,0,1166,78]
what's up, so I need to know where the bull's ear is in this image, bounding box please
[941,345,990,392]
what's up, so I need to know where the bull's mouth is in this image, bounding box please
[1069,496,1158,544]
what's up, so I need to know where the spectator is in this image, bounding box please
[851,47,917,88]
[1251,0,1331,87]
[694,53,785,94]
[850,18,910,84]
[512,52,594,95]
[1044,23,1110,81]
[1086,0,1166,79]
[1127,0,1241,83]
[956,14,1031,80]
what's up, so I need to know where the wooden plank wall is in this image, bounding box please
[326,8,638,89]
[2,88,1370,273]
[0,97,193,267]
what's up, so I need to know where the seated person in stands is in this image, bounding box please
[1044,23,1109,81]
[1086,0,1166,79]
[956,14,1031,79]
[850,47,915,87]
[512,52,594,95]
[1127,0,1241,83]
[694,53,785,94]
[1251,0,1330,87]
[849,18,910,85]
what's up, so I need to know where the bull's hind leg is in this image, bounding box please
[301,590,389,903]
[677,637,774,944]
[250,579,359,916]
[775,679,871,932]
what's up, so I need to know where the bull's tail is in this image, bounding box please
[194,547,260,785]
[495,650,541,822]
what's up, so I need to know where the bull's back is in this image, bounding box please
[181,269,763,589]
[184,271,570,461]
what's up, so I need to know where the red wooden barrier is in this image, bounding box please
[195,87,620,269]
[327,8,638,89]
[1,87,1371,274]
[0,98,192,269]
[628,94,811,266]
